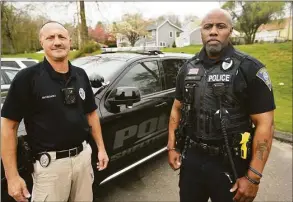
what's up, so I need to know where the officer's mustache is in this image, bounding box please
[52,45,65,50]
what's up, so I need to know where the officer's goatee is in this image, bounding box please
[205,43,223,57]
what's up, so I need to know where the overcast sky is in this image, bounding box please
[14,1,290,28]
[15,2,224,28]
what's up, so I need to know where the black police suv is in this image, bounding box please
[1,48,193,201]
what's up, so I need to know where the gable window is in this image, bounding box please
[169,31,173,38]
[176,32,180,37]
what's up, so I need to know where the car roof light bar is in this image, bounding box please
[101,46,162,54]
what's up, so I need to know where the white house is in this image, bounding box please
[255,17,292,42]
[176,20,201,47]
[176,22,243,47]
[135,20,184,47]
[116,33,131,47]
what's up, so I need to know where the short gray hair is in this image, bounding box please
[202,8,233,27]
[39,20,68,40]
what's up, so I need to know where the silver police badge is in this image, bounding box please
[79,88,86,100]
[39,153,51,168]
[221,58,233,71]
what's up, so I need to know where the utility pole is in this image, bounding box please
[76,0,81,49]
[287,2,292,41]
[79,0,89,47]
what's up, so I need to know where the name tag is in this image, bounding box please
[207,74,232,82]
[185,75,202,81]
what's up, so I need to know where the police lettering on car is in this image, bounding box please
[167,9,275,202]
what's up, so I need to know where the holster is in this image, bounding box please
[18,136,35,174]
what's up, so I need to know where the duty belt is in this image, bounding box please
[34,143,86,168]
[36,142,84,160]
[189,138,226,156]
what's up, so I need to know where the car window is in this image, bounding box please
[21,61,37,67]
[71,57,126,82]
[116,61,162,96]
[1,61,21,68]
[5,70,19,83]
[0,73,4,85]
[162,59,186,89]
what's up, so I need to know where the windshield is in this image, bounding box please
[71,57,126,82]
[5,69,19,81]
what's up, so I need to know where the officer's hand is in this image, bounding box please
[168,150,181,170]
[7,175,31,202]
[97,150,109,171]
[230,177,259,202]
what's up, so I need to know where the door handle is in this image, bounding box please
[155,102,167,107]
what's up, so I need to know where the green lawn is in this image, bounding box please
[164,42,292,133]
[2,51,78,61]
[2,43,292,133]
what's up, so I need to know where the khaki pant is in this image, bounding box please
[31,142,94,202]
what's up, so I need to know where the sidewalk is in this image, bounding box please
[274,130,293,144]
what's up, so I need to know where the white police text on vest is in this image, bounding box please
[207,74,231,83]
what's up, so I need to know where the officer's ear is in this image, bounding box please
[39,34,44,48]
[230,27,234,34]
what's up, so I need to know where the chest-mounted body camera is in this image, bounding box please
[61,87,77,105]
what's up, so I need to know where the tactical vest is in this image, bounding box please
[183,52,251,140]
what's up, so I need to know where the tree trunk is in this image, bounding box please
[79,0,88,47]
[130,40,135,47]
[251,28,258,44]
[128,32,138,47]
[244,34,252,44]
[2,4,16,53]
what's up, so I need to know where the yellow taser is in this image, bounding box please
[240,132,250,159]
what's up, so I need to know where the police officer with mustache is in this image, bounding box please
[1,21,109,202]
[167,9,275,202]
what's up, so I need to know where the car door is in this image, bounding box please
[0,71,9,104]
[1,69,18,104]
[98,58,169,170]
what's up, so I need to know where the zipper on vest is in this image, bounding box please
[199,70,207,135]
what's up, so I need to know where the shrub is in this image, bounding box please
[105,39,117,48]
[72,41,101,59]
[172,41,176,48]
[81,41,101,53]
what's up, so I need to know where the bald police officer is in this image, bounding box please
[167,9,275,202]
[1,21,109,202]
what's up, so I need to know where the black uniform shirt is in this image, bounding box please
[1,57,98,153]
[175,45,276,115]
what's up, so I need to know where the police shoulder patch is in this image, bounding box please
[256,67,272,91]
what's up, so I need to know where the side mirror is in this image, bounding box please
[88,73,105,88]
[108,86,141,108]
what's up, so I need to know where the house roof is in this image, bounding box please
[146,24,158,31]
[190,26,201,35]
[146,20,184,32]
[182,20,201,33]
[258,17,291,32]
